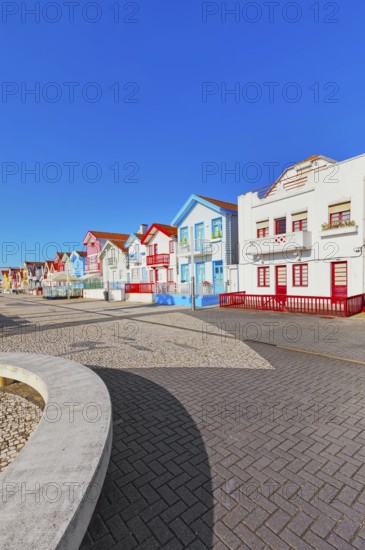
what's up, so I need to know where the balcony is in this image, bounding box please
[129,254,141,265]
[244,231,312,256]
[147,254,170,266]
[177,240,218,256]
[85,260,100,272]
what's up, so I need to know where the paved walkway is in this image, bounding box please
[1,296,365,548]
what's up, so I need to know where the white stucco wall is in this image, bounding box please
[238,154,365,297]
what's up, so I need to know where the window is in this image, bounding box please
[149,270,154,283]
[181,264,189,282]
[148,244,154,256]
[167,268,174,281]
[180,227,188,243]
[212,218,223,239]
[293,264,308,287]
[169,240,174,253]
[258,267,270,287]
[329,202,351,225]
[195,223,205,251]
[256,221,269,238]
[275,218,286,235]
[292,212,308,232]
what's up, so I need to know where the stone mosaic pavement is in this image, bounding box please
[0,390,42,473]
[1,295,365,549]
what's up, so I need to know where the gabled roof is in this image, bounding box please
[124,233,143,248]
[141,224,178,245]
[171,194,238,226]
[99,239,128,258]
[197,195,238,211]
[44,261,55,271]
[55,252,70,261]
[263,155,337,198]
[83,230,130,245]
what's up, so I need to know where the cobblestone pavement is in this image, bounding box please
[0,391,42,473]
[1,295,365,549]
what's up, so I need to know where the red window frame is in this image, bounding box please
[257,227,269,238]
[292,219,307,232]
[330,210,350,224]
[258,267,270,287]
[167,268,173,282]
[292,264,308,287]
[275,218,286,235]
[169,240,174,253]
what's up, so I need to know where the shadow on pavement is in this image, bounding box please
[81,367,214,549]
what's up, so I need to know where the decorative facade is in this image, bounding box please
[124,225,148,283]
[141,224,178,284]
[238,154,365,299]
[100,240,130,285]
[83,231,130,277]
[171,195,238,294]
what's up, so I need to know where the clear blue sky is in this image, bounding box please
[0,0,363,265]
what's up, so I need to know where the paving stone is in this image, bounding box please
[2,297,365,550]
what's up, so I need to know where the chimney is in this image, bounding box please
[139,224,148,235]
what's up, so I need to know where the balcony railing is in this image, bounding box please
[177,240,220,256]
[129,254,141,264]
[219,292,365,317]
[85,260,100,272]
[146,254,170,266]
[244,231,312,256]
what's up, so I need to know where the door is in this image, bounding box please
[195,223,205,251]
[275,265,287,297]
[213,260,224,294]
[331,262,347,300]
[196,262,205,293]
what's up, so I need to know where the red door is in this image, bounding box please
[276,266,287,297]
[331,262,347,300]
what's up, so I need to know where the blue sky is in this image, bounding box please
[0,0,363,265]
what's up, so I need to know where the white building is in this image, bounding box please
[100,239,129,285]
[124,225,148,283]
[238,154,365,302]
[140,224,178,283]
[171,195,238,294]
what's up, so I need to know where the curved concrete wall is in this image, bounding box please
[0,352,112,550]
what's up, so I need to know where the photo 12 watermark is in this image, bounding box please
[1,161,139,185]
[202,81,340,104]
[1,81,139,104]
[1,2,140,24]
[201,2,340,24]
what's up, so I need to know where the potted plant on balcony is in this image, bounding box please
[321,220,356,231]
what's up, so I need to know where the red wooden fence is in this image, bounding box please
[219,292,365,317]
[125,283,154,294]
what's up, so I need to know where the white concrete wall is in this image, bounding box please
[238,154,365,297]
[83,289,105,300]
[126,293,154,303]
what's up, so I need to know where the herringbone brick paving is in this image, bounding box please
[80,342,365,549]
[1,296,365,548]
